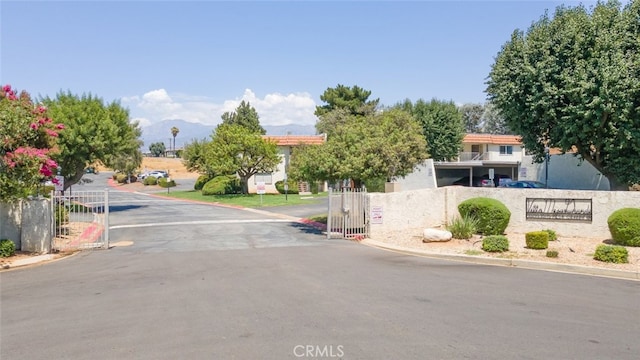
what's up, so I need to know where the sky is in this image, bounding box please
[1,0,599,129]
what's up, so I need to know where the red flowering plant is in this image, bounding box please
[0,84,64,201]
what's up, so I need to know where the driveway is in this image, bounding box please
[1,175,639,359]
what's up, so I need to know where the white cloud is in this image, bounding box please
[122,88,317,127]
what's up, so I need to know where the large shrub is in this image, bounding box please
[194,175,211,191]
[593,244,628,264]
[157,177,176,188]
[607,208,640,247]
[275,180,299,195]
[143,176,157,186]
[525,231,549,249]
[482,235,509,252]
[116,173,128,184]
[0,239,16,257]
[202,175,241,196]
[457,197,510,235]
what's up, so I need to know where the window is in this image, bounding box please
[254,173,273,185]
[499,145,513,155]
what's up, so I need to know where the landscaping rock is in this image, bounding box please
[423,228,452,242]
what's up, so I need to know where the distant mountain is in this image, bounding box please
[140,119,317,150]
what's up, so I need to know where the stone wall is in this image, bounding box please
[369,187,640,239]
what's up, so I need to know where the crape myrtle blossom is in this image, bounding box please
[0,84,64,199]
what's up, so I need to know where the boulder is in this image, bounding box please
[423,228,452,242]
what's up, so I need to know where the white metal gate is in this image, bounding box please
[327,187,369,239]
[51,190,109,251]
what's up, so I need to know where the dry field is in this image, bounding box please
[99,157,200,179]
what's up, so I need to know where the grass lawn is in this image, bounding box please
[162,190,328,208]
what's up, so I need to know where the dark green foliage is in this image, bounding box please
[0,239,16,257]
[446,215,479,240]
[143,176,157,186]
[544,229,558,241]
[526,231,549,249]
[157,178,176,188]
[220,100,266,135]
[593,244,629,264]
[482,235,509,252]
[202,175,241,196]
[149,142,166,157]
[275,180,299,195]
[607,208,640,247]
[458,197,511,235]
[546,250,559,258]
[194,175,211,191]
[363,177,385,193]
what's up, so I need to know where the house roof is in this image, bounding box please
[262,134,326,146]
[463,133,522,145]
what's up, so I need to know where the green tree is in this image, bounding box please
[482,102,512,135]
[111,152,142,183]
[396,98,464,161]
[289,108,427,188]
[42,92,143,190]
[170,126,179,151]
[459,103,485,133]
[486,0,640,190]
[149,142,166,157]
[220,100,266,135]
[181,138,215,177]
[205,124,279,194]
[314,84,380,121]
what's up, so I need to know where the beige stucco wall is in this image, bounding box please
[0,201,22,248]
[369,187,640,239]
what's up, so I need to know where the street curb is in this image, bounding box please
[361,239,640,281]
[0,251,81,272]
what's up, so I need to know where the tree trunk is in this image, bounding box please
[240,177,249,194]
[607,175,629,191]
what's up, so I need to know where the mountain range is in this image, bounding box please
[139,119,316,150]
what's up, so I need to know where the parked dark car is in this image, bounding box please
[484,174,512,187]
[501,180,547,189]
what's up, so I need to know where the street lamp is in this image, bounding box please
[544,146,550,188]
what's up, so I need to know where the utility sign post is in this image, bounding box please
[257,181,266,204]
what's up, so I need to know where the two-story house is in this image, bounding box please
[434,133,524,187]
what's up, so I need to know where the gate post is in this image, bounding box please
[327,187,333,240]
[103,189,109,249]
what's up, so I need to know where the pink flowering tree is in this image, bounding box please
[0,85,64,201]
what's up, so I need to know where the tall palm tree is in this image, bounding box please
[170,126,180,152]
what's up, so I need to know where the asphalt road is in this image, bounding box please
[1,174,639,359]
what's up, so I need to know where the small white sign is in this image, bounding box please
[488,168,495,180]
[371,206,383,224]
[257,181,266,195]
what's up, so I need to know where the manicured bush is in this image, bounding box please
[607,208,640,247]
[593,244,629,264]
[157,178,176,188]
[143,176,158,186]
[482,235,509,252]
[446,215,478,239]
[116,173,128,184]
[0,239,16,257]
[194,175,211,191]
[275,180,299,195]
[543,229,558,241]
[458,197,511,235]
[546,250,559,258]
[525,231,549,249]
[202,175,241,196]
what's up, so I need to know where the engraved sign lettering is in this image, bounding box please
[526,198,592,222]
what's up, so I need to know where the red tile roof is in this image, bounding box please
[262,134,326,146]
[463,133,522,145]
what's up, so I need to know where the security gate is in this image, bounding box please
[51,190,109,251]
[327,187,369,239]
